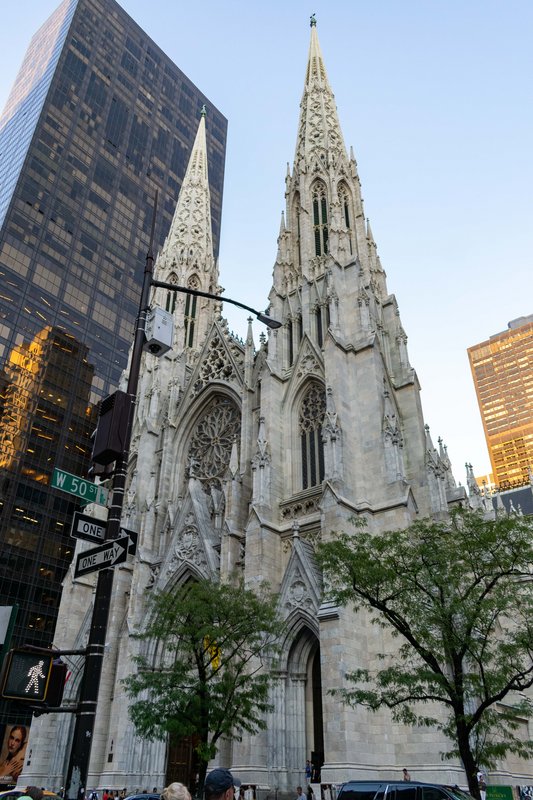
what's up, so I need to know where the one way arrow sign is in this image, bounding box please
[74,536,130,578]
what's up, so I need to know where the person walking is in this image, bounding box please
[477,771,487,800]
[204,769,241,800]
[20,788,44,800]
[402,769,411,782]
[161,784,191,800]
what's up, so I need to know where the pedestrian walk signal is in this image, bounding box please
[0,649,54,702]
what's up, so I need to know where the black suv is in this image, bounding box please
[336,781,474,800]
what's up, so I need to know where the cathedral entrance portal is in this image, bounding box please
[285,625,324,784]
[166,733,200,796]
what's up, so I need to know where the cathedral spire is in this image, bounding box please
[156,110,216,287]
[294,17,348,170]
[152,111,219,351]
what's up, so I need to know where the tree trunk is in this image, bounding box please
[196,759,208,800]
[455,714,480,799]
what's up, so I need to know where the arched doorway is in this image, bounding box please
[285,624,324,782]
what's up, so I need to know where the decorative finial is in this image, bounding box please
[201,104,207,117]
[310,13,317,27]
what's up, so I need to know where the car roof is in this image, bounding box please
[124,795,159,800]
[338,784,472,797]
[340,783,459,787]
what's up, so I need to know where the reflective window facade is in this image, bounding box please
[468,315,533,488]
[0,0,227,721]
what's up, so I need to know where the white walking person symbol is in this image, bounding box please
[25,659,46,694]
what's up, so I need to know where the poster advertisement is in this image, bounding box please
[0,722,30,786]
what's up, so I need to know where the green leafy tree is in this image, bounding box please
[124,579,282,794]
[317,510,533,797]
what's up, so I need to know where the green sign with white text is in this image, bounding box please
[52,467,108,506]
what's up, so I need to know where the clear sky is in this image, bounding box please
[2,0,532,483]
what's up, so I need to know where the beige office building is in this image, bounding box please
[468,315,533,488]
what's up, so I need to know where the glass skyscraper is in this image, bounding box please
[0,0,226,718]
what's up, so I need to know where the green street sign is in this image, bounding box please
[52,467,109,507]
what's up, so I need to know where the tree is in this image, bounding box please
[317,510,533,797]
[124,579,282,795]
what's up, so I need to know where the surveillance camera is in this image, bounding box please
[143,307,173,357]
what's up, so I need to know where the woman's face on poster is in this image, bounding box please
[8,728,24,755]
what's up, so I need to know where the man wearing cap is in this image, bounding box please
[204,768,241,800]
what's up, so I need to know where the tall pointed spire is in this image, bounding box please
[152,110,219,352]
[156,109,215,285]
[294,16,348,170]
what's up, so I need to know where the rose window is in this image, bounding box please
[187,397,240,483]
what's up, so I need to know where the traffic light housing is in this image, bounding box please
[0,649,54,702]
[91,390,132,465]
[46,658,68,707]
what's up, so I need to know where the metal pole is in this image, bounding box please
[64,194,158,800]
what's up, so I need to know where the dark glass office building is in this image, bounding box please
[0,0,226,716]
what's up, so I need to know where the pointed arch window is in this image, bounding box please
[165,273,178,314]
[293,194,302,267]
[287,319,294,366]
[338,183,353,255]
[184,274,200,347]
[312,184,329,256]
[299,383,326,489]
[315,303,330,348]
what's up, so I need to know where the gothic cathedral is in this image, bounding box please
[23,19,530,795]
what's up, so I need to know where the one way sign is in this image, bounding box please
[74,536,130,578]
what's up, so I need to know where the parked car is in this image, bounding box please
[336,781,474,800]
[124,794,160,800]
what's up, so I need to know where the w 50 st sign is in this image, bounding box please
[52,467,108,506]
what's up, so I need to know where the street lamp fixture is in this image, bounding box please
[151,279,282,330]
[63,199,281,799]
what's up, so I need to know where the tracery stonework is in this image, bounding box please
[187,396,240,484]
[299,383,326,434]
[193,334,238,394]
[296,352,321,379]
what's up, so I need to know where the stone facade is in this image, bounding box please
[21,20,532,797]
